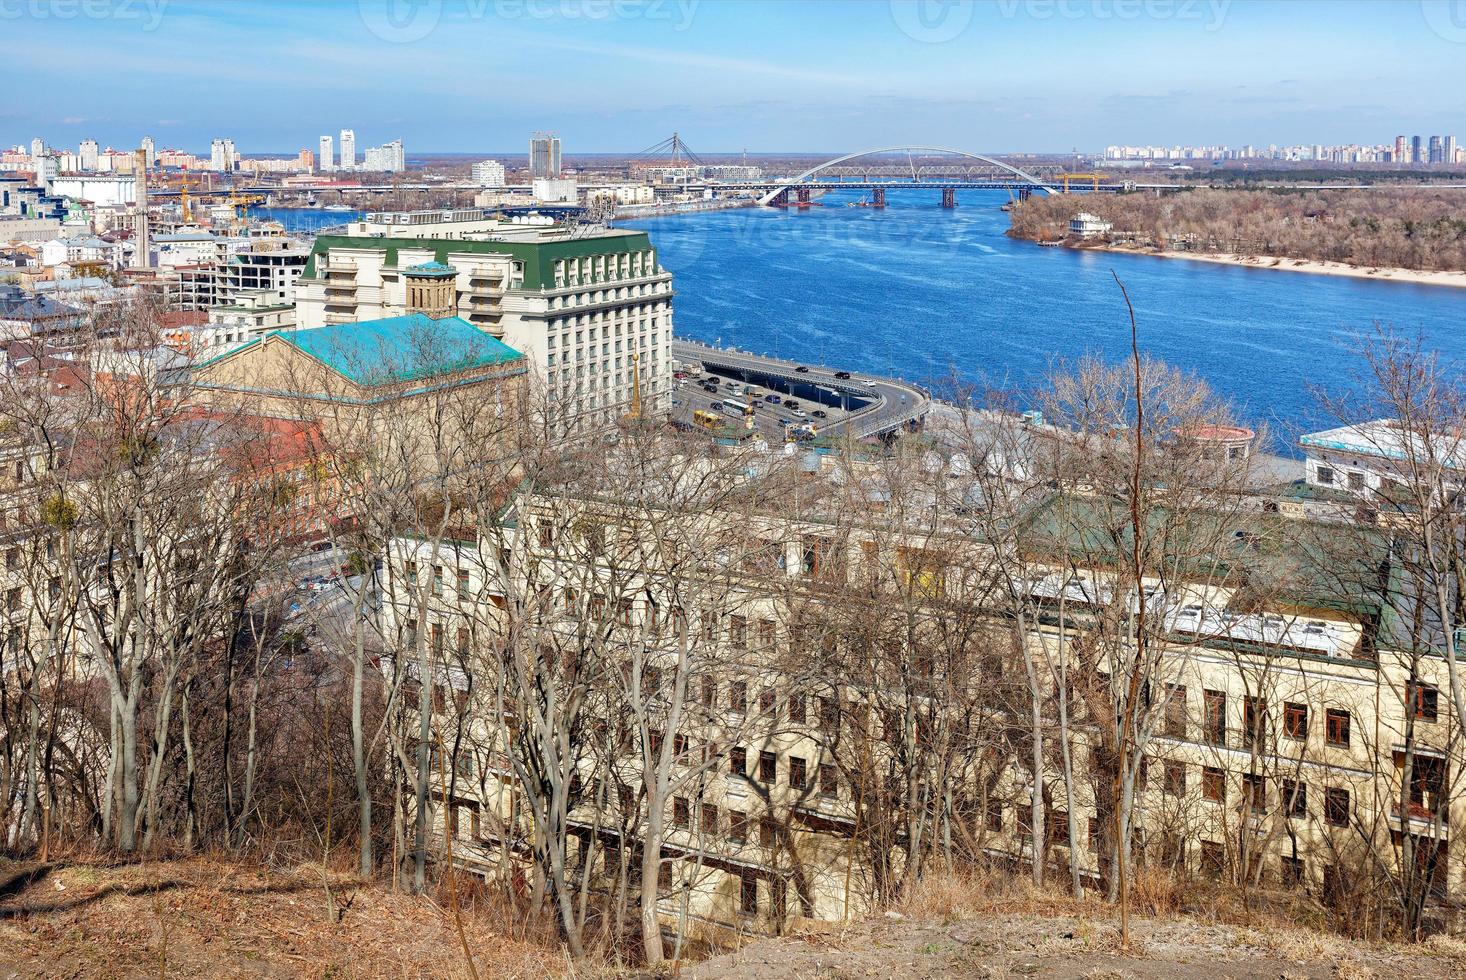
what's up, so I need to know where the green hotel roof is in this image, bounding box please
[302,230,655,291]
[198,313,525,388]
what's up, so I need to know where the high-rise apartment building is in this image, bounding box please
[1448,136,1460,166]
[299,148,315,172]
[141,136,155,169]
[79,139,99,172]
[210,138,237,172]
[29,138,44,160]
[471,159,506,186]
[1428,136,1445,164]
[1394,135,1407,163]
[1411,135,1424,164]
[530,132,561,179]
[318,134,334,171]
[339,129,355,169]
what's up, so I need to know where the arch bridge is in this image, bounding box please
[746,146,1124,207]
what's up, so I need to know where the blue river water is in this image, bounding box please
[626,188,1465,437]
[249,206,364,233]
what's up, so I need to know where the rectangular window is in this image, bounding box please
[819,763,838,797]
[672,796,689,829]
[730,680,747,713]
[701,803,719,835]
[818,696,839,733]
[730,747,746,777]
[759,818,777,848]
[1163,761,1186,797]
[1325,787,1350,827]
[788,757,807,790]
[1203,766,1226,803]
[1243,772,1266,813]
[740,873,758,914]
[1281,856,1305,887]
[729,614,747,649]
[759,687,776,715]
[1203,689,1227,746]
[1283,702,1308,740]
[1164,684,1187,739]
[1347,471,1365,491]
[1316,466,1334,485]
[1243,695,1266,748]
[1201,840,1226,879]
[1411,682,1439,722]
[788,693,806,726]
[457,569,470,599]
[1282,778,1307,819]
[700,676,716,708]
[1325,708,1351,747]
[729,809,748,842]
[759,751,777,783]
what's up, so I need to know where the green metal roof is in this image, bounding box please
[267,314,523,387]
[302,231,655,290]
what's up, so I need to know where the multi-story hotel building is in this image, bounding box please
[293,221,674,430]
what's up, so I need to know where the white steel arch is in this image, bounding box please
[756,145,1058,205]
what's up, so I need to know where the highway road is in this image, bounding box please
[669,340,930,441]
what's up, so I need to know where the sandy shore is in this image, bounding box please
[1068,243,1466,289]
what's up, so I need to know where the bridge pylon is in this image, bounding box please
[941,187,956,209]
[872,187,886,208]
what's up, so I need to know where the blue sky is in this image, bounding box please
[3,0,1464,154]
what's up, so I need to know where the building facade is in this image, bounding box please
[293,226,674,430]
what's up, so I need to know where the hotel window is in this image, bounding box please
[1283,702,1308,740]
[1325,708,1351,747]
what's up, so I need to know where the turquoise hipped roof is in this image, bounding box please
[252,314,523,387]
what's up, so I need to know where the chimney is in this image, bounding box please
[132,148,151,269]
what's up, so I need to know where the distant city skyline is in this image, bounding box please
[3,1,1465,153]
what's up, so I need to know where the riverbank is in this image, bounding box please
[1068,242,1466,288]
[614,197,755,221]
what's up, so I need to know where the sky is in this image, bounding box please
[3,0,1465,155]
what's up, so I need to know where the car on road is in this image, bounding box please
[791,409,808,418]
[710,401,724,411]
[834,370,851,379]
[764,394,781,404]
[812,409,828,419]
[784,400,800,410]
[673,371,687,379]
[795,365,810,373]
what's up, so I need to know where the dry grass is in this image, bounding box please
[0,855,572,979]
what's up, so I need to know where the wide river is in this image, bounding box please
[627,188,1464,437]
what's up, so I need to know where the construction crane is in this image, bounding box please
[179,165,193,224]
[226,188,265,235]
[1056,172,1105,193]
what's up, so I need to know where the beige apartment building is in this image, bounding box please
[293,219,674,432]
[378,451,1462,940]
